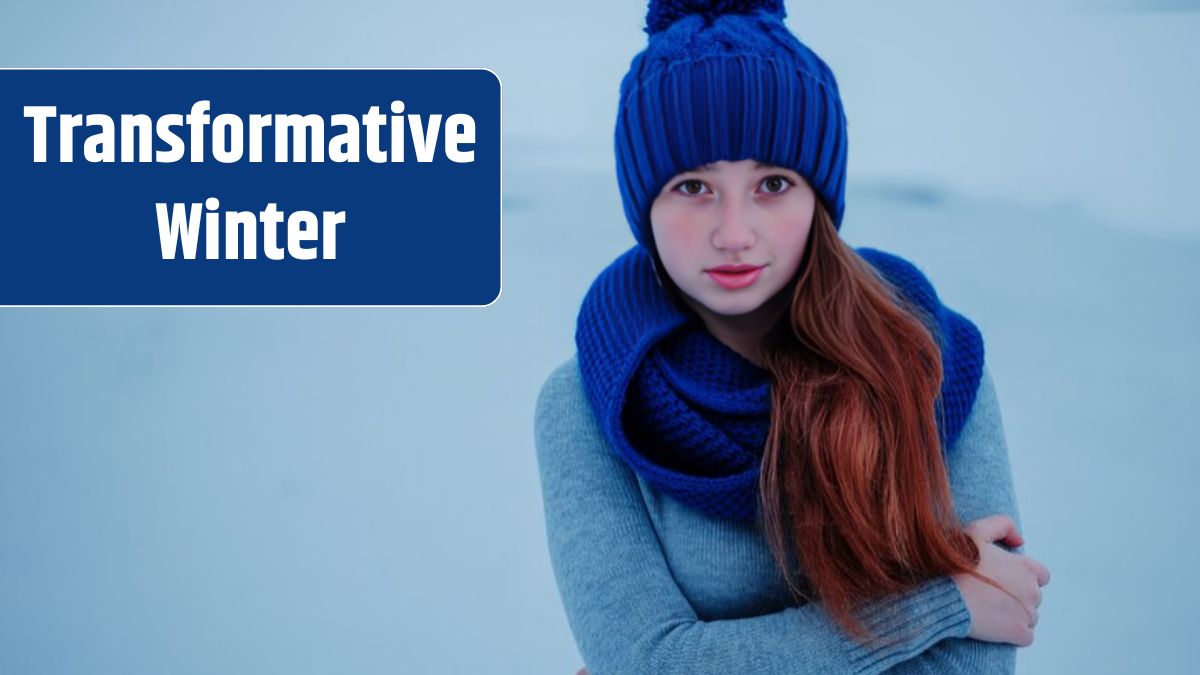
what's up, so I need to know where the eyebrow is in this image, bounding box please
[692,161,774,172]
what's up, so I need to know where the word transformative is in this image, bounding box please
[23,100,476,164]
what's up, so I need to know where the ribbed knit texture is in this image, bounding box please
[615,1,848,250]
[574,244,984,523]
[534,355,1021,674]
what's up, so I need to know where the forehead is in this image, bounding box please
[689,160,783,173]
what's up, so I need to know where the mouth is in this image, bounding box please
[706,264,765,290]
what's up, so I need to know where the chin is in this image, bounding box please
[695,292,769,318]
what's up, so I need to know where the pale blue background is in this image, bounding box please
[1,1,1197,673]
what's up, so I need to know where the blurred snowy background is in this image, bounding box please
[1,1,1197,673]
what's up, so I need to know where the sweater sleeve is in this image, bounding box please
[881,365,1020,674]
[533,356,975,675]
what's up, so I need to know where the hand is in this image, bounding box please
[952,514,1051,647]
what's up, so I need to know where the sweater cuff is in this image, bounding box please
[843,576,973,673]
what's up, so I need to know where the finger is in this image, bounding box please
[966,514,1019,544]
[998,528,1024,548]
[1034,587,1043,609]
[1016,626,1035,648]
[1033,561,1051,587]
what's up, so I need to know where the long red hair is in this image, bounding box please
[645,197,1010,646]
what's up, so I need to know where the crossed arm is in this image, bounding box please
[534,356,1020,674]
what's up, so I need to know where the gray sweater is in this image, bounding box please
[534,354,1024,674]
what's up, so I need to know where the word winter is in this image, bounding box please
[156,198,345,261]
[24,100,476,164]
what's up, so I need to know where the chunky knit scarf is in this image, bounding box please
[574,244,985,523]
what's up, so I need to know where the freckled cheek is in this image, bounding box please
[668,222,704,246]
[653,214,705,250]
[769,217,811,262]
[651,216,708,280]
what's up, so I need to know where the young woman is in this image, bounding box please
[534,2,1051,673]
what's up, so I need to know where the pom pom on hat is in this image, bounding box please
[645,0,787,35]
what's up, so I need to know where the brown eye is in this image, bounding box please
[677,179,707,195]
[761,176,790,194]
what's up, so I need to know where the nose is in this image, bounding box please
[711,194,755,251]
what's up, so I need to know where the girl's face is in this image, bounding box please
[649,159,816,324]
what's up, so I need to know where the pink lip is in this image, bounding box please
[706,265,764,290]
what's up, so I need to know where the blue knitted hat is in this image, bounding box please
[615,0,848,250]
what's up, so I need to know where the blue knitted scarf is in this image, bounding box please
[574,244,985,524]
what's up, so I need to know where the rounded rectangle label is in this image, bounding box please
[0,68,502,306]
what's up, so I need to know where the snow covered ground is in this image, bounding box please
[2,1,1197,673]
